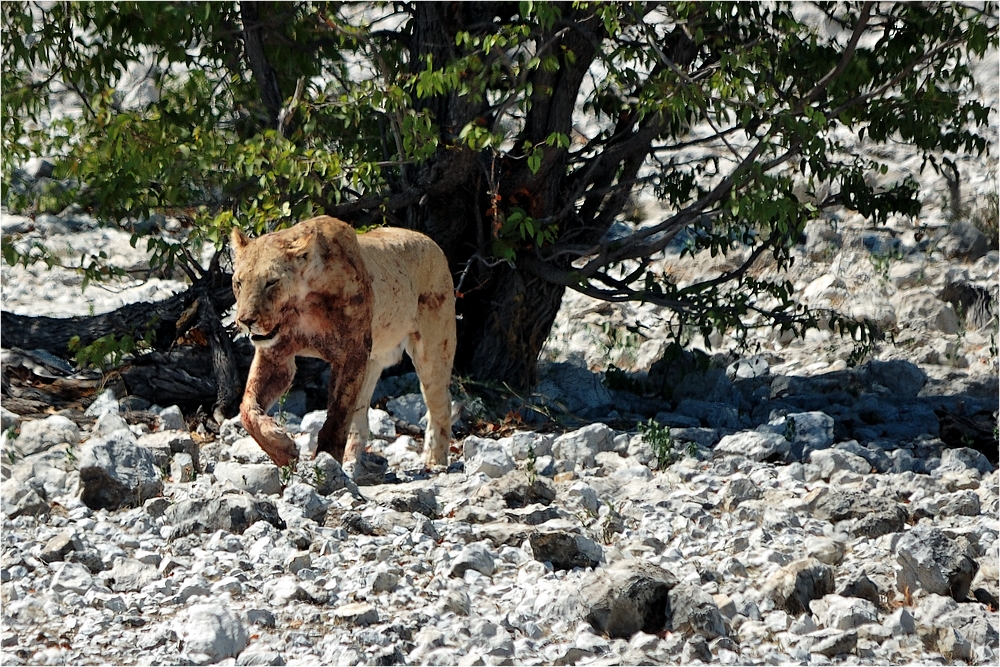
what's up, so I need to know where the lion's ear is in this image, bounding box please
[287,228,316,259]
[231,227,251,255]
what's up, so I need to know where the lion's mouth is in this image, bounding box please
[250,326,280,344]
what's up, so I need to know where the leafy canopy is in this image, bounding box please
[3,1,996,360]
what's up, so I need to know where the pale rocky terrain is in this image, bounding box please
[1,23,998,667]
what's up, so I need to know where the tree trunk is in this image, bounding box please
[455,264,566,390]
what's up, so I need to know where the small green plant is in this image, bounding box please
[275,392,289,427]
[783,416,797,442]
[279,462,296,486]
[525,444,537,487]
[64,443,77,466]
[638,419,676,469]
[312,464,327,488]
[868,248,901,285]
[68,328,155,371]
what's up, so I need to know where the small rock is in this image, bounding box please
[529,529,603,570]
[837,571,881,605]
[450,542,497,577]
[106,558,158,592]
[0,482,49,519]
[859,359,927,398]
[727,355,770,380]
[84,389,120,418]
[138,430,199,468]
[49,561,95,595]
[937,490,981,517]
[763,558,835,615]
[299,452,357,496]
[940,447,994,476]
[762,411,835,459]
[719,477,761,511]
[551,424,615,468]
[175,603,248,663]
[264,577,312,605]
[283,551,311,575]
[371,565,400,593]
[282,482,330,522]
[668,584,727,639]
[884,607,916,636]
[463,437,516,478]
[237,650,286,666]
[714,431,789,462]
[810,594,879,630]
[367,409,397,440]
[386,393,427,427]
[811,490,906,538]
[157,405,186,431]
[214,461,282,496]
[165,494,285,537]
[350,450,389,486]
[332,602,379,627]
[39,529,78,563]
[171,452,195,483]
[809,448,871,479]
[805,629,858,658]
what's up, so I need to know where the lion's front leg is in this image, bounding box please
[317,332,372,464]
[240,352,298,468]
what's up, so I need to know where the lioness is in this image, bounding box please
[230,216,456,469]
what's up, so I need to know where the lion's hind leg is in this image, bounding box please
[407,293,457,467]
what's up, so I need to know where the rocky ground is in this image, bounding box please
[1,200,998,666]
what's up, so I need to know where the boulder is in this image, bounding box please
[581,560,678,638]
[14,415,80,457]
[77,430,163,511]
[812,490,907,538]
[858,360,927,398]
[528,529,603,571]
[895,528,978,601]
[164,493,285,537]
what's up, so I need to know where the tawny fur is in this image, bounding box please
[231,216,456,468]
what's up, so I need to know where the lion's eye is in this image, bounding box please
[265,278,279,289]
[233,279,241,291]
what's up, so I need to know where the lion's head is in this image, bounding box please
[230,225,317,348]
